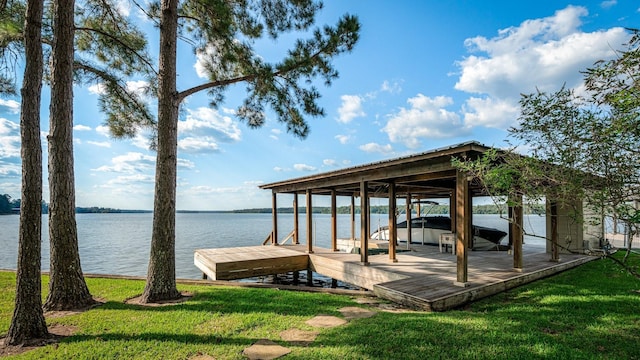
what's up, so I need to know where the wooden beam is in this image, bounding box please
[455,170,469,285]
[293,193,299,244]
[271,191,278,245]
[389,181,397,262]
[306,189,313,254]
[331,189,337,251]
[360,181,369,265]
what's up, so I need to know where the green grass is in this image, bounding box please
[1,252,639,359]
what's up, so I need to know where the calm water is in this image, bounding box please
[0,213,547,279]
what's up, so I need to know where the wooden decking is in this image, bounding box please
[194,243,597,311]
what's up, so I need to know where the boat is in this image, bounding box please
[370,215,508,251]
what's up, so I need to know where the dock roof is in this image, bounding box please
[259,141,493,198]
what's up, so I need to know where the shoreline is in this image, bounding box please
[0,269,370,297]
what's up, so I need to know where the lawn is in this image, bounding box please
[0,252,639,359]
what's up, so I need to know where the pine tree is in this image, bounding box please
[131,0,360,302]
[4,0,49,345]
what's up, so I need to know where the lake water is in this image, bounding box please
[0,213,548,280]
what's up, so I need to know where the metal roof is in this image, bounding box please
[260,140,493,197]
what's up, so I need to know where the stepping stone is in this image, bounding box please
[305,315,347,328]
[353,297,380,305]
[242,339,291,360]
[280,328,319,346]
[338,306,376,320]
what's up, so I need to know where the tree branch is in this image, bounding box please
[75,26,158,76]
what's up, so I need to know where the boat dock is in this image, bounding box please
[194,243,596,311]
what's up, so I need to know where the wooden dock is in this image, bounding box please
[194,244,597,311]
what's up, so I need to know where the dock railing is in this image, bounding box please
[262,229,296,245]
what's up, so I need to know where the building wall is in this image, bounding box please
[546,199,604,254]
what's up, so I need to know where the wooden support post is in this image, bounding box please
[510,194,523,271]
[293,270,299,285]
[272,191,278,245]
[388,181,397,262]
[331,189,338,251]
[293,193,299,244]
[350,195,356,241]
[455,170,469,286]
[202,273,207,280]
[306,189,314,254]
[449,190,456,234]
[306,269,313,286]
[331,278,337,288]
[360,181,369,265]
[550,201,560,262]
[406,193,412,248]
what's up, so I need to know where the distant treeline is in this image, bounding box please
[3,192,545,215]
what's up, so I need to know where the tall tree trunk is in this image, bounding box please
[43,0,94,311]
[5,0,49,345]
[140,0,180,303]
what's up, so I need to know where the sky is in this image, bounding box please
[0,1,638,211]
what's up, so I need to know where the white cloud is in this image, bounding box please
[115,0,131,16]
[359,142,393,154]
[178,107,241,153]
[92,152,156,173]
[177,158,195,169]
[0,99,20,114]
[74,124,92,131]
[270,128,281,141]
[335,134,351,144]
[454,6,630,129]
[106,174,154,185]
[130,132,152,149]
[194,41,236,80]
[462,97,520,129]
[88,83,107,95]
[383,94,465,148]
[126,80,149,96]
[96,125,111,137]
[380,80,402,94]
[293,163,316,172]
[0,118,20,159]
[87,140,111,148]
[178,137,220,153]
[183,185,243,195]
[0,161,20,177]
[273,166,285,172]
[337,95,365,123]
[323,159,337,166]
[93,151,194,174]
[601,0,616,9]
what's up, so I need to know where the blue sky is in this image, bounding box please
[0,1,638,210]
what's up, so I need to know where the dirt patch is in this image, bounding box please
[45,298,105,318]
[124,292,193,306]
[0,323,78,357]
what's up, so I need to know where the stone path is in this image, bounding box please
[240,298,379,359]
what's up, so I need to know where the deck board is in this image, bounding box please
[194,243,597,310]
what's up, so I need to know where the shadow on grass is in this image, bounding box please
[96,286,354,317]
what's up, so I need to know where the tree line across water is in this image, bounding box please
[1,193,546,216]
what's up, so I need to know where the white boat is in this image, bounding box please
[370,215,508,251]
